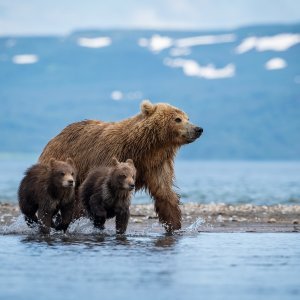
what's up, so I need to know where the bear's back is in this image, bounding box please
[80,167,111,212]
[18,164,49,205]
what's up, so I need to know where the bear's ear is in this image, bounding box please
[141,100,155,116]
[112,157,119,167]
[66,157,75,168]
[125,158,134,166]
[49,158,56,169]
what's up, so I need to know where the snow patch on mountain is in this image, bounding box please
[77,37,112,48]
[12,54,39,64]
[265,58,287,70]
[139,33,236,53]
[164,58,235,79]
[236,33,300,54]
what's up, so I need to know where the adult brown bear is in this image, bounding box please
[39,100,203,232]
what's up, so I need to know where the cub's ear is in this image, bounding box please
[49,158,56,168]
[141,100,155,116]
[125,158,134,166]
[66,157,75,168]
[112,157,119,166]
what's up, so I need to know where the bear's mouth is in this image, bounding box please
[186,137,198,144]
[185,129,203,143]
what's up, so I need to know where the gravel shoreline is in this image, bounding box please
[1,202,299,233]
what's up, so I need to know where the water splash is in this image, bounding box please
[0,214,205,237]
[185,217,205,232]
[0,215,38,235]
[68,217,117,236]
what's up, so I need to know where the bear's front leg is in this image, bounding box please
[115,208,130,234]
[146,164,181,232]
[37,208,54,234]
[89,194,107,229]
[153,189,181,232]
[55,202,74,232]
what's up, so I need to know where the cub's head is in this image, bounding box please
[141,100,203,146]
[111,157,136,191]
[49,158,76,188]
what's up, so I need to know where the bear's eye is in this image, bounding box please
[71,172,74,176]
[60,172,65,176]
[175,118,182,123]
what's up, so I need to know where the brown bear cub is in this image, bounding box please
[79,157,136,234]
[18,158,76,234]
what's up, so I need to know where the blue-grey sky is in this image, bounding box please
[0,0,300,36]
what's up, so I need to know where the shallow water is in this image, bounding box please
[0,230,299,300]
[0,154,299,205]
[1,159,299,300]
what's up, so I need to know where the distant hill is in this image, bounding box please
[0,24,300,159]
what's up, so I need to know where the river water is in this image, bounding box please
[0,231,299,300]
[0,155,299,300]
[0,154,299,205]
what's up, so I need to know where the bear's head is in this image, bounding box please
[111,157,136,191]
[141,100,203,146]
[49,158,77,188]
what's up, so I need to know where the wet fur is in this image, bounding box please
[79,160,136,234]
[18,159,76,234]
[39,101,202,232]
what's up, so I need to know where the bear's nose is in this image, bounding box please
[195,127,203,135]
[129,184,135,191]
[68,180,74,185]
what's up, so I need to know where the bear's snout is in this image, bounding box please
[128,184,135,191]
[62,175,76,188]
[67,179,74,187]
[183,123,203,144]
[194,126,203,137]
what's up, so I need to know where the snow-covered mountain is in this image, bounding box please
[0,23,299,159]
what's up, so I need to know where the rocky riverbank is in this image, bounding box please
[1,202,299,233]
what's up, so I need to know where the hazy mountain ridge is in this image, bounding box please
[0,23,299,159]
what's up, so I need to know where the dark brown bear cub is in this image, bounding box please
[18,158,76,234]
[80,157,136,234]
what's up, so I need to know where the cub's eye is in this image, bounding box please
[175,118,182,123]
[119,174,126,179]
[60,172,65,176]
[71,172,74,176]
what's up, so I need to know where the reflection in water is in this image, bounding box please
[0,233,299,300]
[153,235,178,248]
[20,231,181,251]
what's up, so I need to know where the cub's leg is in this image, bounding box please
[19,201,38,227]
[25,214,38,227]
[116,208,130,234]
[37,201,56,234]
[55,202,74,232]
[89,193,107,229]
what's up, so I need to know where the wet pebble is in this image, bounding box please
[131,218,143,223]
[216,215,224,222]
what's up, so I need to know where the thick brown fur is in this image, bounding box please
[18,158,77,234]
[39,100,203,232]
[79,157,136,234]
